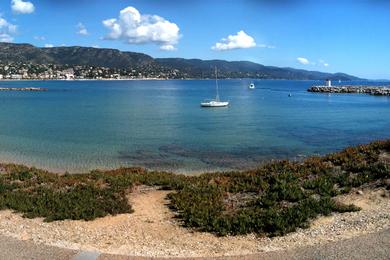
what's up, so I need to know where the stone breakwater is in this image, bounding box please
[308,86,390,96]
[0,87,48,91]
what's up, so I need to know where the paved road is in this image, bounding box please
[0,235,77,260]
[0,229,389,260]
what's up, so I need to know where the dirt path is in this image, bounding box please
[117,187,262,257]
[0,187,388,258]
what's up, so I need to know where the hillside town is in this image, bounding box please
[0,62,183,80]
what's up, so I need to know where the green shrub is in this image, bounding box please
[0,139,388,237]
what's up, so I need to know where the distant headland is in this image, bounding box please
[0,42,362,81]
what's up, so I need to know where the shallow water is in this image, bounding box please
[0,79,389,173]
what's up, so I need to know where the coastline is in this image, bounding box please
[0,78,373,82]
[0,154,233,175]
[0,78,168,82]
[0,140,388,257]
[0,145,306,175]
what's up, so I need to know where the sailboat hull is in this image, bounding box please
[201,101,229,107]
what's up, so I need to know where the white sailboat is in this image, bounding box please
[201,67,229,107]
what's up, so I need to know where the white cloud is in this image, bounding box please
[34,35,45,41]
[297,57,330,67]
[92,45,99,48]
[77,22,88,36]
[102,6,180,51]
[11,0,35,14]
[258,44,276,49]
[212,30,256,51]
[160,44,176,51]
[319,59,329,67]
[297,57,310,65]
[0,17,17,42]
[0,33,13,42]
[44,43,54,48]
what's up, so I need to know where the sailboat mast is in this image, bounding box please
[215,67,220,101]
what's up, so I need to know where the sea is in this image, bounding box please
[0,79,389,174]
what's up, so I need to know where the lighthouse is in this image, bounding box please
[325,79,332,87]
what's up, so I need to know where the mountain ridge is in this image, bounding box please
[0,42,362,80]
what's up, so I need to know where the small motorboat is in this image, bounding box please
[249,83,255,89]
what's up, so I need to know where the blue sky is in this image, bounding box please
[0,0,389,79]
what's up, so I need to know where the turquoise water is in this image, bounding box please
[0,79,389,173]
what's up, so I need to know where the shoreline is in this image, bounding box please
[0,78,380,82]
[0,155,234,175]
[0,152,310,176]
[0,140,388,257]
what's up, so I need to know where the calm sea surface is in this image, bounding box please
[0,79,389,173]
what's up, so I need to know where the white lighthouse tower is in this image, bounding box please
[325,79,332,87]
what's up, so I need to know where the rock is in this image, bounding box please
[308,85,390,96]
[381,190,390,198]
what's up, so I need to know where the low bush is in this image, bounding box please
[0,139,388,237]
[168,140,390,236]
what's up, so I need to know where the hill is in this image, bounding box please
[156,58,360,80]
[0,42,361,80]
[0,42,154,68]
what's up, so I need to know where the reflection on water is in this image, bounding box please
[0,79,389,174]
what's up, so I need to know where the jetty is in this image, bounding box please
[308,85,390,96]
[0,87,48,92]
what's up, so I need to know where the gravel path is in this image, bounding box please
[0,187,388,258]
[272,228,390,260]
[98,229,390,260]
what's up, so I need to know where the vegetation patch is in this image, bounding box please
[168,140,390,236]
[0,140,389,237]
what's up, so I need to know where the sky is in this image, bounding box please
[0,0,389,79]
